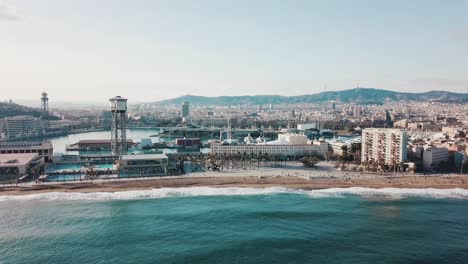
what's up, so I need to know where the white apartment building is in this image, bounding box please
[361,128,407,165]
[423,146,449,169]
[0,116,45,139]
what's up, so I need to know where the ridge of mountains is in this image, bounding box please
[144,88,468,106]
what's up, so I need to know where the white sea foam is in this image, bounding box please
[0,187,467,202]
[307,187,468,199]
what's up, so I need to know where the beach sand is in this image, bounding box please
[1,174,468,196]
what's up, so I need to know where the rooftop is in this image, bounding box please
[0,153,39,167]
[120,153,168,160]
[0,141,52,148]
[78,139,133,144]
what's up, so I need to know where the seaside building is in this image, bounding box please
[66,139,134,151]
[329,141,348,156]
[361,128,407,165]
[0,141,53,162]
[117,153,168,177]
[0,153,43,181]
[211,133,329,158]
[327,136,362,157]
[0,116,45,140]
[423,146,449,169]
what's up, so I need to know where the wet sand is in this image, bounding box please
[1,175,468,196]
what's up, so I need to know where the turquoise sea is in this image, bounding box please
[1,187,468,264]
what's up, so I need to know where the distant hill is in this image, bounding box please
[0,102,42,118]
[144,88,468,106]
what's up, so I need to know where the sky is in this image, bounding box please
[1,0,468,103]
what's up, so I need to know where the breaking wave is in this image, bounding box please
[1,187,468,202]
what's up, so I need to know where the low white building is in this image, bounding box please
[423,146,449,169]
[329,141,348,156]
[297,123,317,131]
[118,153,168,176]
[211,133,328,157]
[277,133,309,145]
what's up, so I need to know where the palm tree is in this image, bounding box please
[86,168,96,182]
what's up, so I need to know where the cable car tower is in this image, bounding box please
[41,92,49,128]
[109,96,128,155]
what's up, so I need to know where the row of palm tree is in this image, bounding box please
[175,152,295,173]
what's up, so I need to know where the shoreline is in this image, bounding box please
[1,174,468,196]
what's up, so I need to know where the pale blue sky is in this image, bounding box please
[1,0,468,102]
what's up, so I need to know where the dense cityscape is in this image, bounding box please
[1,88,467,184]
[2,1,468,263]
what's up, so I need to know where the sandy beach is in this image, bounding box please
[1,162,467,196]
[1,173,468,196]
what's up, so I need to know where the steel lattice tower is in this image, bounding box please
[41,92,49,129]
[41,92,49,117]
[109,96,128,155]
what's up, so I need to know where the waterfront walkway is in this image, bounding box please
[0,161,460,189]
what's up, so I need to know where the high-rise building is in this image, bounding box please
[101,111,112,128]
[182,102,190,118]
[385,110,394,128]
[109,96,128,155]
[403,105,410,119]
[361,128,407,166]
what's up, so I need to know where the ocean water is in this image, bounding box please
[1,187,468,264]
[48,129,161,153]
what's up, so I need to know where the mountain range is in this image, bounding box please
[144,88,468,106]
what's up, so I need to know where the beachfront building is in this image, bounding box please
[361,128,408,166]
[0,141,53,162]
[211,133,329,158]
[0,153,43,181]
[423,146,449,169]
[327,136,362,157]
[329,141,348,156]
[117,153,168,177]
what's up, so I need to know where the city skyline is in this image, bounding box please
[1,0,468,102]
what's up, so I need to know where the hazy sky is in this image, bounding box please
[1,0,468,103]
